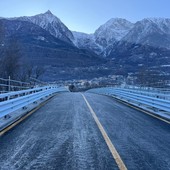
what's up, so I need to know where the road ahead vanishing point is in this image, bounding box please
[0,92,170,170]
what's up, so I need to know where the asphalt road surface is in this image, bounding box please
[0,92,170,170]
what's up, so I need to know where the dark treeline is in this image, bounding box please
[0,32,44,82]
[0,42,45,81]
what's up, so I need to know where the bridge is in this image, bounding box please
[0,86,170,170]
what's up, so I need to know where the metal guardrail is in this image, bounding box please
[113,88,170,100]
[0,86,52,100]
[0,86,68,119]
[87,87,170,116]
[121,85,170,94]
[0,77,32,93]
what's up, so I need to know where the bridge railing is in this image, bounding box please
[114,88,170,100]
[0,77,32,93]
[87,87,170,119]
[126,86,170,93]
[0,86,53,101]
[0,86,68,119]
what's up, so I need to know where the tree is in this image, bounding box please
[136,67,164,88]
[34,66,45,79]
[1,40,20,79]
[0,22,5,77]
[0,21,5,45]
[136,68,147,86]
[18,62,34,81]
[26,63,34,79]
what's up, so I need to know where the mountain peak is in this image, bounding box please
[108,18,130,23]
[10,10,74,44]
[45,10,53,15]
[103,18,134,29]
[139,17,170,25]
[94,18,134,44]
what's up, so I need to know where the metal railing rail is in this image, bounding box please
[0,78,30,85]
[87,87,170,115]
[0,86,52,100]
[0,77,32,93]
[108,90,170,111]
[113,88,170,100]
[122,85,170,94]
[0,86,68,119]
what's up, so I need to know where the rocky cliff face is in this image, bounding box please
[11,10,74,44]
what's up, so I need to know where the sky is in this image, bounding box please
[0,0,170,33]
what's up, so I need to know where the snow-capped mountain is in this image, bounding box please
[13,10,74,44]
[1,10,170,80]
[120,18,170,49]
[72,31,104,55]
[107,18,170,76]
[108,17,170,59]
[5,11,170,56]
[72,18,134,56]
[73,17,170,57]
[94,18,134,47]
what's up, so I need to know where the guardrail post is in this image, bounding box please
[8,76,11,92]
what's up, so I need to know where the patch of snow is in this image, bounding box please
[161,65,170,67]
[150,52,157,56]
[72,31,104,54]
[37,36,45,41]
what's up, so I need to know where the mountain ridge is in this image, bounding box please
[3,11,170,54]
[0,11,170,81]
[8,10,74,44]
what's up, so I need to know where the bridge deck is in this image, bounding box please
[0,92,170,170]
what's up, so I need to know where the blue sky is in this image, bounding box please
[0,0,170,33]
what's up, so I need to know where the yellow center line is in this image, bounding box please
[81,94,127,170]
